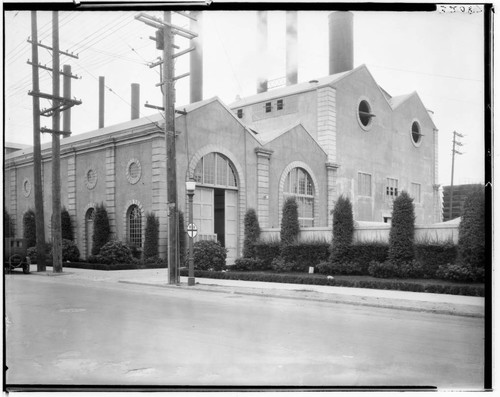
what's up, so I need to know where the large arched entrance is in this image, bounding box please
[192,152,239,263]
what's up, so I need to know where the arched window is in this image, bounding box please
[127,205,142,247]
[193,152,237,188]
[284,167,315,227]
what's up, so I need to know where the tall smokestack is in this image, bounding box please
[286,11,298,86]
[190,11,203,103]
[98,76,105,128]
[256,11,268,93]
[62,64,71,137]
[328,11,353,75]
[131,83,140,120]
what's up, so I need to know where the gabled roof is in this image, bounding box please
[389,91,438,130]
[229,68,355,109]
[252,121,304,145]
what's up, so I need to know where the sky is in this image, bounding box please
[4,7,487,186]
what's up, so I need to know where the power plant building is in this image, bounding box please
[3,12,441,264]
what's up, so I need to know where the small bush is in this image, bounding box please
[99,241,133,264]
[330,195,354,262]
[61,239,80,262]
[270,257,295,273]
[254,240,281,269]
[87,254,112,265]
[23,209,37,248]
[436,263,485,283]
[61,207,73,241]
[231,257,265,272]
[193,240,227,271]
[368,261,400,278]
[280,197,300,246]
[143,256,167,268]
[243,209,261,258]
[388,191,416,264]
[27,243,52,264]
[143,213,159,260]
[281,241,330,271]
[397,260,425,279]
[415,241,457,278]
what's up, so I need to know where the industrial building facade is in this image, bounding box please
[3,11,441,264]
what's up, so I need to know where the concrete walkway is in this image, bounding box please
[26,265,485,318]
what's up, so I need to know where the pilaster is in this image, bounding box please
[105,142,116,238]
[326,162,340,227]
[10,167,17,236]
[152,138,168,259]
[255,148,273,228]
[67,150,77,244]
[317,86,337,163]
[433,184,442,223]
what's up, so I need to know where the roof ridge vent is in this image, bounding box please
[309,79,319,84]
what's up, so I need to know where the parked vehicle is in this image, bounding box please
[4,238,30,274]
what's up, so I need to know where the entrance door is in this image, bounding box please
[225,190,238,264]
[193,187,214,238]
[85,208,95,258]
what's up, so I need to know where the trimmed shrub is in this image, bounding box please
[330,195,354,262]
[92,204,111,256]
[61,207,73,241]
[61,239,80,262]
[243,208,261,258]
[178,210,186,267]
[318,261,366,276]
[143,213,159,260]
[280,197,300,246]
[4,208,14,238]
[87,254,112,265]
[23,209,37,248]
[415,241,457,278]
[436,263,485,283]
[271,257,295,273]
[368,261,399,278]
[254,240,281,269]
[388,191,416,264]
[231,257,265,272]
[457,188,485,269]
[397,260,425,279]
[349,242,389,271]
[27,243,52,264]
[99,241,133,264]
[281,241,330,272]
[193,240,227,271]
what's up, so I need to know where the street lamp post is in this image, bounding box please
[186,180,196,286]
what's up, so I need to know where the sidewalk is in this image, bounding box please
[26,265,485,318]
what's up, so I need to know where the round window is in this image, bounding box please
[85,168,98,190]
[411,121,422,146]
[126,159,142,184]
[22,178,32,197]
[357,99,374,130]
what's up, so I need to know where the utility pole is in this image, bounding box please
[136,11,197,284]
[30,11,46,271]
[62,65,72,136]
[449,131,464,221]
[28,11,81,273]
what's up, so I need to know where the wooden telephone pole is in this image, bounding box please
[29,11,81,272]
[136,11,197,284]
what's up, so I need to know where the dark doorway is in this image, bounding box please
[214,188,225,247]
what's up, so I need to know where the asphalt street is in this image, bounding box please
[5,272,484,389]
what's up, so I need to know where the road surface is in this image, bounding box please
[5,272,484,388]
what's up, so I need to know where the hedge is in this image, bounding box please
[281,241,330,271]
[178,269,484,297]
[63,261,167,270]
[254,240,281,269]
[415,242,457,278]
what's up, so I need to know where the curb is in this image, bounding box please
[118,280,484,319]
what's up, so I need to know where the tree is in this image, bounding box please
[388,191,416,264]
[330,195,354,262]
[4,208,14,238]
[280,197,300,246]
[61,207,73,241]
[143,213,159,259]
[457,187,485,269]
[92,204,110,255]
[243,208,261,258]
[23,209,37,248]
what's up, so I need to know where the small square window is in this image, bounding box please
[237,109,243,118]
[265,102,272,113]
[386,178,398,200]
[277,99,283,110]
